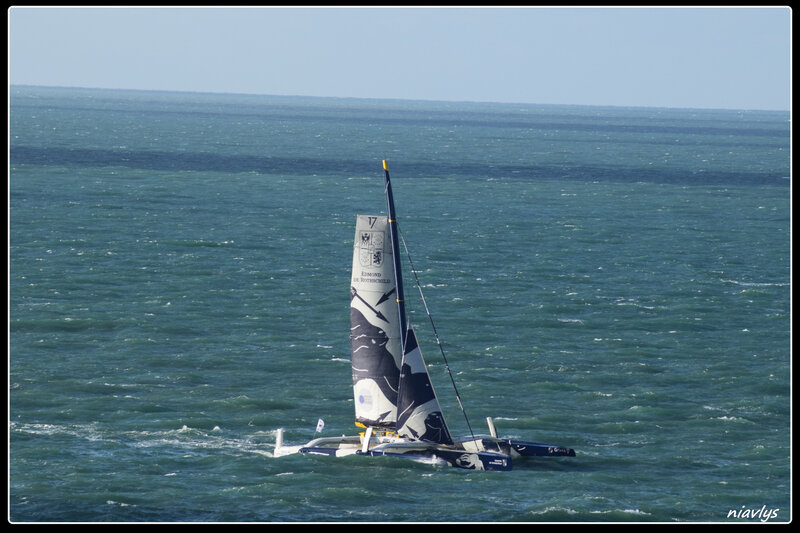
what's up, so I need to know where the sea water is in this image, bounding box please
[9,86,790,522]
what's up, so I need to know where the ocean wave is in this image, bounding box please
[720,278,789,287]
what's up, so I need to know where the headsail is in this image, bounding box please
[350,214,401,428]
[396,326,453,445]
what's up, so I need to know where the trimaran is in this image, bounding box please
[274,161,575,471]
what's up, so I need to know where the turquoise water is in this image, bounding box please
[9,86,791,522]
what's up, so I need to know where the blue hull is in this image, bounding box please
[296,445,513,471]
[507,439,576,457]
[295,437,574,470]
[361,448,513,471]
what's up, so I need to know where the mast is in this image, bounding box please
[383,160,407,352]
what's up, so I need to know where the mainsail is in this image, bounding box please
[350,214,401,428]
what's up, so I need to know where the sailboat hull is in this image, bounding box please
[361,447,512,471]
[275,432,574,471]
[295,441,512,471]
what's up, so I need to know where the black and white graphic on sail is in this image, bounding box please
[350,214,401,428]
[396,326,453,445]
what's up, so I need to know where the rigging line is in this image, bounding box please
[397,224,476,443]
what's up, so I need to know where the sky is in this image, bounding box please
[7,6,792,111]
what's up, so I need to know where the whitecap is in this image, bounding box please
[720,278,788,287]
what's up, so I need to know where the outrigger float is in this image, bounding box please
[274,161,575,471]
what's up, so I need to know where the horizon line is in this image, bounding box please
[9,83,791,114]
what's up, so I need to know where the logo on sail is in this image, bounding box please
[359,231,385,267]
